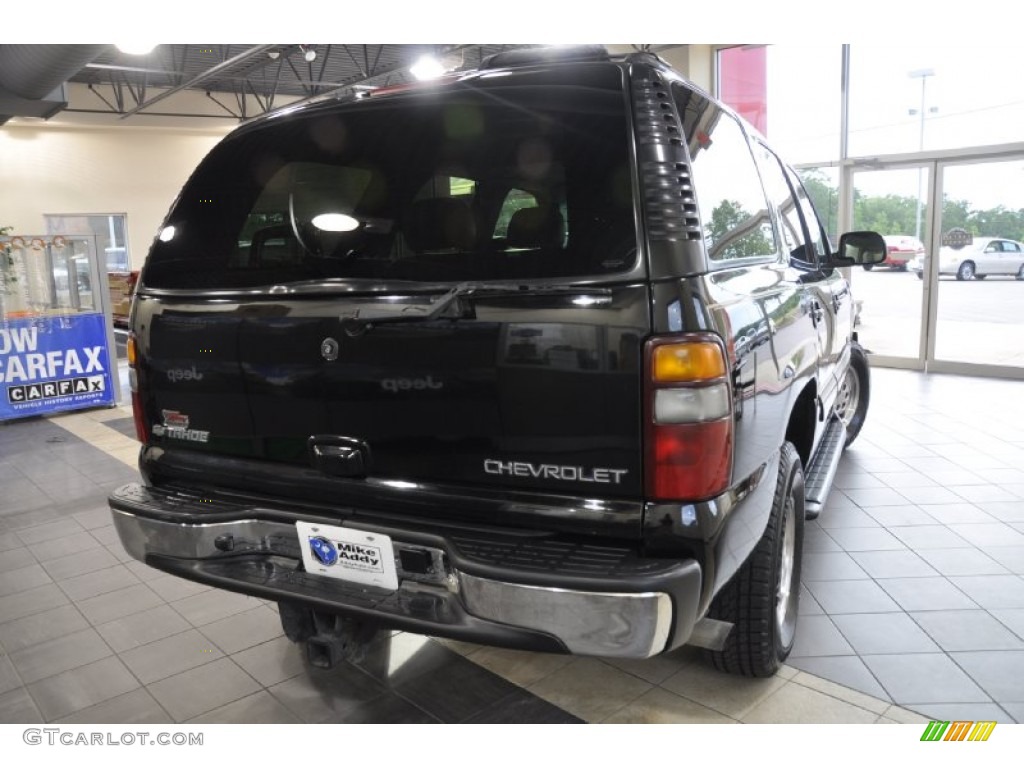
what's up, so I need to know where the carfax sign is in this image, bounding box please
[0,313,116,420]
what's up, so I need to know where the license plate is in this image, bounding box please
[295,522,398,591]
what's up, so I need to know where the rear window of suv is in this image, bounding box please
[144,66,637,290]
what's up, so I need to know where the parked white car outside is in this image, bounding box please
[909,237,1024,280]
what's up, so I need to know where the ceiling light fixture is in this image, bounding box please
[410,54,446,81]
[302,45,317,63]
[267,50,280,60]
[116,43,157,56]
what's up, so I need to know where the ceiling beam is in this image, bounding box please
[119,44,275,118]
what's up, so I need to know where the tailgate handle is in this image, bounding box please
[309,436,371,478]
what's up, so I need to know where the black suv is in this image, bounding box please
[110,46,885,677]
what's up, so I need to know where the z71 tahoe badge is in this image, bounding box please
[152,409,210,443]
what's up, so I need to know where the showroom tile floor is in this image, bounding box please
[0,366,1021,724]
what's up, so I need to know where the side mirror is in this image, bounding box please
[832,231,887,266]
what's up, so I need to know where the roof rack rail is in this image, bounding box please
[479,45,609,71]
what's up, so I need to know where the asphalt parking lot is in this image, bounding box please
[851,268,1022,367]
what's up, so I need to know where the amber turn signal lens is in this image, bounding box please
[652,342,726,383]
[126,335,137,367]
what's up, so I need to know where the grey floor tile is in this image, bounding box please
[0,604,89,654]
[826,527,906,552]
[58,564,141,601]
[948,485,1021,504]
[200,605,283,655]
[849,550,939,579]
[803,526,842,554]
[832,613,939,655]
[865,506,939,527]
[72,506,116,531]
[395,654,523,723]
[171,589,263,626]
[1002,702,1024,724]
[950,651,1024,703]
[786,656,890,701]
[801,552,869,581]
[0,655,21,695]
[41,546,120,581]
[77,583,164,625]
[0,583,69,623]
[897,487,974,506]
[872,473,940,489]
[9,628,113,684]
[0,547,36,574]
[912,610,1024,652]
[949,523,1024,549]
[816,507,881,529]
[26,530,103,562]
[920,504,996,525]
[15,518,86,546]
[0,687,43,722]
[805,580,902,614]
[787,614,854,657]
[95,604,193,653]
[992,609,1024,641]
[188,690,301,724]
[268,664,387,723]
[660,658,786,719]
[28,656,140,721]
[888,525,971,550]
[465,688,582,724]
[876,577,978,612]
[984,502,1024,524]
[949,575,1024,609]
[917,547,1009,577]
[231,636,306,688]
[123,560,168,583]
[862,654,991,705]
[148,658,261,722]
[840,488,912,508]
[89,525,122,549]
[741,681,879,723]
[56,687,173,724]
[0,532,22,553]
[146,574,213,602]
[120,629,224,684]
[0,563,52,597]
[799,584,824,615]
[834,472,888,491]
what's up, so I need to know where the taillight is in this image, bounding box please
[127,333,149,443]
[644,335,733,501]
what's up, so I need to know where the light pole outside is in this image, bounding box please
[909,68,936,242]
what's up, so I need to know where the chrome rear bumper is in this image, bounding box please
[110,492,699,659]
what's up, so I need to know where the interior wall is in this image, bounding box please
[0,123,227,270]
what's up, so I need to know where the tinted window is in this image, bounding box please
[672,84,776,263]
[144,69,636,289]
[753,141,810,263]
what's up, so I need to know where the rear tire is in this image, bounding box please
[837,342,870,448]
[1016,265,1024,281]
[956,261,975,281]
[704,442,805,678]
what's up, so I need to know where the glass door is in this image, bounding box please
[929,156,1024,376]
[848,165,932,364]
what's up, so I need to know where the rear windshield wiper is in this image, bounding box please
[339,282,612,326]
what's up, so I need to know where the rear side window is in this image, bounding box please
[143,68,637,290]
[672,84,776,263]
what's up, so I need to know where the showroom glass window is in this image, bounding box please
[716,45,843,165]
[848,45,1024,156]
